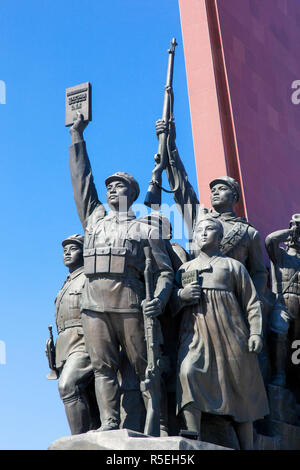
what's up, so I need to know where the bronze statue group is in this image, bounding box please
[46,114,300,450]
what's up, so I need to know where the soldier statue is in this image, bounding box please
[265,215,300,393]
[171,216,269,449]
[67,114,174,432]
[51,234,100,434]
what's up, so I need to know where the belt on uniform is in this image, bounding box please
[58,319,82,333]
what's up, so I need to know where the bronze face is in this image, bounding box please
[63,243,83,270]
[210,183,236,211]
[195,219,222,251]
[106,179,135,211]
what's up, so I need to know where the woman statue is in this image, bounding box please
[172,216,269,449]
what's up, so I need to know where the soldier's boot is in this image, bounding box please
[94,372,120,431]
[159,381,169,436]
[269,332,287,387]
[233,421,253,450]
[63,394,91,435]
[166,392,180,436]
[120,389,146,432]
[181,403,201,438]
[140,390,149,432]
[84,383,101,430]
[140,386,169,436]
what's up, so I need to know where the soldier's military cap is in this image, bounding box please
[290,214,300,226]
[62,234,84,248]
[105,172,140,201]
[209,176,241,202]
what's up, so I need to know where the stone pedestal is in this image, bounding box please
[255,419,300,450]
[49,429,232,451]
[252,385,300,449]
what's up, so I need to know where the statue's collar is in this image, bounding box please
[211,210,248,223]
[68,266,84,280]
[106,210,136,223]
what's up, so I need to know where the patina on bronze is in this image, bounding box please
[65,82,92,127]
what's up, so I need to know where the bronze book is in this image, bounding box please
[65,82,92,126]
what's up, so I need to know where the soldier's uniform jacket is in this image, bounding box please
[55,267,86,368]
[267,243,300,335]
[165,146,267,297]
[272,248,300,296]
[69,141,174,314]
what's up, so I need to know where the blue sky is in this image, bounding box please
[0,0,196,449]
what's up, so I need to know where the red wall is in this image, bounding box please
[179,0,300,247]
[178,0,231,211]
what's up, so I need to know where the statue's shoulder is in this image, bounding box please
[166,242,187,271]
[73,268,86,286]
[224,254,245,269]
[178,258,197,273]
[92,204,106,219]
[86,203,106,229]
[170,242,190,261]
[132,216,152,236]
[245,223,261,239]
[228,216,256,236]
[219,256,250,281]
[281,249,300,267]
[134,214,164,238]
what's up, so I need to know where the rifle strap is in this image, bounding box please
[155,140,180,194]
[281,268,300,295]
[153,89,181,194]
[220,222,248,256]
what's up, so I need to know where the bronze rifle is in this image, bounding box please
[144,38,178,208]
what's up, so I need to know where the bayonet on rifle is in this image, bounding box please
[144,38,178,208]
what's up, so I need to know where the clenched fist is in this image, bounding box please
[179,281,201,305]
[70,112,89,144]
[248,335,263,354]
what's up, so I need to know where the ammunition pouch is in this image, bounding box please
[83,247,128,277]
